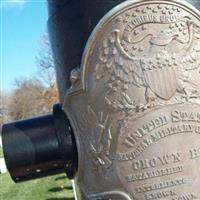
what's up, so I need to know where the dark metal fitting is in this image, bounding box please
[2,104,77,182]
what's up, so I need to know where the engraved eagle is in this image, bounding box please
[94,20,200,108]
[95,29,174,107]
[95,30,145,88]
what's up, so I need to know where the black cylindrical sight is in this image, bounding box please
[2,104,77,182]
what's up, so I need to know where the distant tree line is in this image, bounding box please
[0,34,58,127]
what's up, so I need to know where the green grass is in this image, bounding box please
[0,147,74,199]
[0,148,74,200]
[0,147,3,158]
[0,172,74,200]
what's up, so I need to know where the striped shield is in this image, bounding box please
[143,65,178,100]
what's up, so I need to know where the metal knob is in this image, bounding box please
[2,104,77,182]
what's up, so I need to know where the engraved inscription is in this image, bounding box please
[171,110,200,123]
[172,193,199,200]
[116,104,200,200]
[123,116,168,148]
[190,147,200,159]
[144,190,177,200]
[131,153,181,170]
[117,124,193,161]
[135,178,186,193]
[125,165,183,182]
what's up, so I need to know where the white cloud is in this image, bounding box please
[0,0,27,9]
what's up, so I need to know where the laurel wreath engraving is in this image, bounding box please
[87,106,113,169]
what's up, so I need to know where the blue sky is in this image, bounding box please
[1,0,48,91]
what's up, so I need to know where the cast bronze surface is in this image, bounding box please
[64,0,200,199]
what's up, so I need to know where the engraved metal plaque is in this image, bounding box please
[63,0,200,199]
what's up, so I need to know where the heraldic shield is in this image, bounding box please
[63,0,200,200]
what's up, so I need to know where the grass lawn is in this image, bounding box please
[0,148,75,200]
[0,147,3,158]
